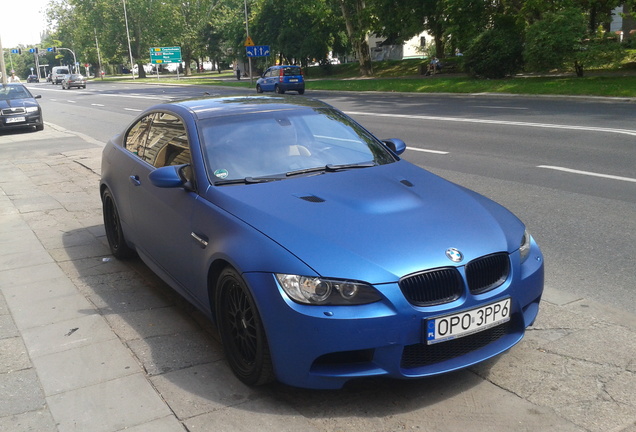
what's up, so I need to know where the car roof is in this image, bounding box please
[156,95,331,120]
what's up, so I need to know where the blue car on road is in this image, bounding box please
[256,65,305,94]
[100,95,544,389]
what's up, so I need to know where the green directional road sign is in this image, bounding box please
[150,46,182,64]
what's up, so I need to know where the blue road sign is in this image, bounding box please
[10,49,20,54]
[246,45,270,57]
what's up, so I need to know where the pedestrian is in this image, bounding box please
[9,72,21,83]
[235,63,241,80]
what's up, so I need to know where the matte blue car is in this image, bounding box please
[100,95,544,389]
[256,65,305,94]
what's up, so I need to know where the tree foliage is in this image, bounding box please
[464,15,524,78]
[32,0,631,79]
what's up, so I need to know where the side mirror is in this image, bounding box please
[149,164,193,190]
[35,95,42,99]
[382,138,406,155]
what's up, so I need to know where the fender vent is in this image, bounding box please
[400,179,414,187]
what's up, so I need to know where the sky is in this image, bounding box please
[0,0,50,48]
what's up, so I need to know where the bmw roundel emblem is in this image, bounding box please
[445,248,463,263]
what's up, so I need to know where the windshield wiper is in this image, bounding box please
[286,162,376,178]
[214,176,283,186]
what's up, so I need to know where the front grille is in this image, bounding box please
[466,253,510,295]
[2,107,26,115]
[401,321,510,369]
[399,268,463,306]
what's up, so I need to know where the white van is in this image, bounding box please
[51,66,70,85]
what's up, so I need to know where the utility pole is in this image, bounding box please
[94,28,103,79]
[0,34,7,84]
[244,0,252,84]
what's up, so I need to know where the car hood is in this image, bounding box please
[0,99,39,110]
[206,161,525,283]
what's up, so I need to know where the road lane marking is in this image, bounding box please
[346,111,636,137]
[91,103,105,107]
[407,147,449,154]
[537,165,636,183]
[124,108,143,112]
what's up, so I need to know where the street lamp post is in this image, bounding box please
[57,47,77,73]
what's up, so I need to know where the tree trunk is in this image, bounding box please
[339,0,373,76]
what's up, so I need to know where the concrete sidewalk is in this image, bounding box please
[1,126,635,432]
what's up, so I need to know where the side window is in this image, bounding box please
[125,114,153,156]
[133,112,191,168]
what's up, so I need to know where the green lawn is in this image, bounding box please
[102,57,636,98]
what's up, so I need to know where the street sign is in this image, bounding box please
[244,36,255,47]
[149,46,182,64]
[246,45,270,57]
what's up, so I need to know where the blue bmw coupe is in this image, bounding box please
[100,95,544,389]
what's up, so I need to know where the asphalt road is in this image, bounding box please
[25,80,636,313]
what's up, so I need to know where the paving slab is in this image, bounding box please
[46,374,174,432]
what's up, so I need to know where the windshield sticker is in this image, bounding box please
[214,169,229,179]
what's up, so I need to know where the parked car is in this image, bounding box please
[61,74,87,89]
[100,95,543,389]
[51,66,70,84]
[0,83,43,131]
[256,65,305,94]
[27,75,39,83]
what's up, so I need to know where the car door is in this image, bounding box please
[127,111,198,294]
[262,68,276,91]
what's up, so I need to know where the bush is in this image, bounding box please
[464,15,524,78]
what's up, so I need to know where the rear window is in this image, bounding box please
[282,67,301,76]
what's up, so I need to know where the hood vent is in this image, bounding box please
[298,194,325,203]
[400,179,414,187]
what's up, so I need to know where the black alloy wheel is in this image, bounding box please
[216,267,274,386]
[102,189,135,259]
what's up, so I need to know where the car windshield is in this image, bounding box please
[0,85,32,100]
[200,107,397,184]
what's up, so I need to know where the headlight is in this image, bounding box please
[26,107,39,113]
[519,229,531,263]
[275,274,382,305]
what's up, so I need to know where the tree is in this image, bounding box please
[336,0,373,76]
[252,0,344,67]
[464,14,524,78]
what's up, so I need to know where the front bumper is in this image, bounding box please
[244,243,544,389]
[0,112,43,130]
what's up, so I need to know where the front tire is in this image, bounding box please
[256,84,263,93]
[216,267,274,386]
[102,189,135,259]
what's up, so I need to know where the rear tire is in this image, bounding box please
[102,189,135,259]
[216,267,275,386]
[274,85,284,94]
[298,89,305,95]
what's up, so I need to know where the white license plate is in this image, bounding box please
[425,298,511,344]
[289,78,298,82]
[6,116,26,123]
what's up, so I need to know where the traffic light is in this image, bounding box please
[29,48,39,54]
[47,47,57,53]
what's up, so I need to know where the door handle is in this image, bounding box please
[129,175,141,186]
